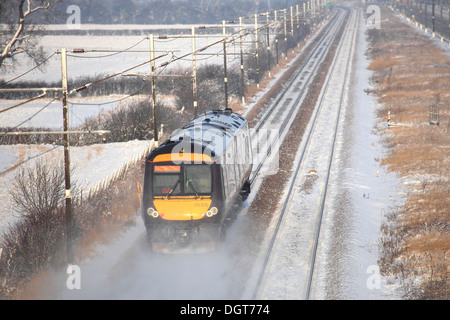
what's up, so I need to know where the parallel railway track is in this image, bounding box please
[250,6,359,300]
[248,8,346,185]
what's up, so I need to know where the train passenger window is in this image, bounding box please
[153,165,181,196]
[184,165,212,195]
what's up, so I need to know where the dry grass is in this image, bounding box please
[368,7,449,299]
[367,57,401,71]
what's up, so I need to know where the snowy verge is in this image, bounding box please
[0,139,153,235]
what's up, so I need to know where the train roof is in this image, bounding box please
[171,108,247,140]
[150,109,248,161]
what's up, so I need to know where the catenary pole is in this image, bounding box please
[266,12,272,77]
[149,34,158,145]
[222,20,229,109]
[192,26,198,117]
[61,48,73,265]
[284,8,288,60]
[239,17,246,105]
[275,10,279,66]
[255,13,260,89]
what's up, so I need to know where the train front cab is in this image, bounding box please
[142,150,226,252]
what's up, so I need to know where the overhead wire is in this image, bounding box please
[154,33,189,43]
[0,144,62,177]
[1,13,284,133]
[0,97,59,138]
[66,37,148,59]
[66,52,175,124]
[0,47,170,130]
[66,51,169,97]
[3,52,57,84]
[0,92,48,114]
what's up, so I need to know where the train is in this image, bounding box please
[141,108,253,252]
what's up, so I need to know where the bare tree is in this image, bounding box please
[0,0,57,68]
[9,158,66,219]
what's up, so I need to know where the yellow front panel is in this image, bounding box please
[154,198,212,221]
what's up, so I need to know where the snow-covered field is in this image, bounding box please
[0,140,153,236]
[0,7,404,300]
[0,98,121,129]
[0,24,256,84]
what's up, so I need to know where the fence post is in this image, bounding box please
[61,48,74,265]
[255,13,260,89]
[239,17,246,105]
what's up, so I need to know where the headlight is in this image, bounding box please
[206,207,218,217]
[147,207,159,218]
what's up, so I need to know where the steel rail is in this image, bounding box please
[305,7,359,300]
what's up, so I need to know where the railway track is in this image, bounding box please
[250,6,359,300]
[57,6,361,300]
[247,7,346,185]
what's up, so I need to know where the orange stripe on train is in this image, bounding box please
[150,153,214,163]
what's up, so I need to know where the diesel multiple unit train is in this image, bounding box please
[141,109,252,252]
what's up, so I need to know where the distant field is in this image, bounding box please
[0,24,258,84]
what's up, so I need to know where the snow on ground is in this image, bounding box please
[0,140,152,236]
[251,8,402,299]
[0,9,405,299]
[0,98,121,129]
[312,10,403,299]
[0,25,252,84]
[62,8,402,300]
[38,18,341,301]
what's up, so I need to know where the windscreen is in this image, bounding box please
[152,164,212,197]
[184,165,212,195]
[153,165,181,196]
